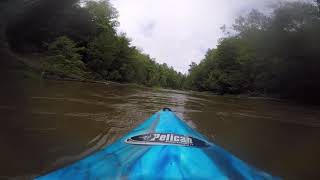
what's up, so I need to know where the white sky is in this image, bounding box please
[110,0,310,73]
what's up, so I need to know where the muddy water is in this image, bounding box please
[1,80,320,179]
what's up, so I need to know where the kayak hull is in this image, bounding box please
[36,109,278,180]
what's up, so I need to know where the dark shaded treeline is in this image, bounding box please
[1,0,185,89]
[1,0,320,102]
[187,1,320,102]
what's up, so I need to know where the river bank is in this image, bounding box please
[0,49,182,97]
[0,49,301,104]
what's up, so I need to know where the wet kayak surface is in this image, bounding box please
[1,79,320,179]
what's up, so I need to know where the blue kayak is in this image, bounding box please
[36,108,279,179]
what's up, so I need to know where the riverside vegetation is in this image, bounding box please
[1,0,320,102]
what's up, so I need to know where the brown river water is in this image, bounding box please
[1,79,320,179]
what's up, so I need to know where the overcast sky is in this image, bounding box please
[110,0,307,73]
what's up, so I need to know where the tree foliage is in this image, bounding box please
[45,36,85,76]
[186,1,320,101]
[1,0,184,89]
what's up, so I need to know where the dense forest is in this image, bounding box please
[186,1,320,102]
[1,0,320,102]
[0,0,185,89]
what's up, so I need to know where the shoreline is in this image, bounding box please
[0,49,307,104]
[42,74,285,102]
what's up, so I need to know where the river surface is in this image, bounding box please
[1,79,320,179]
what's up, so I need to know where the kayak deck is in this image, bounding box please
[36,109,278,180]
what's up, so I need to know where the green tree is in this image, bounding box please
[2,0,185,90]
[46,36,85,77]
[186,1,320,102]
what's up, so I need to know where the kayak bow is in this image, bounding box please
[36,108,279,180]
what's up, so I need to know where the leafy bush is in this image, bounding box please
[45,36,85,77]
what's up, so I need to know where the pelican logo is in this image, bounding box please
[125,133,208,147]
